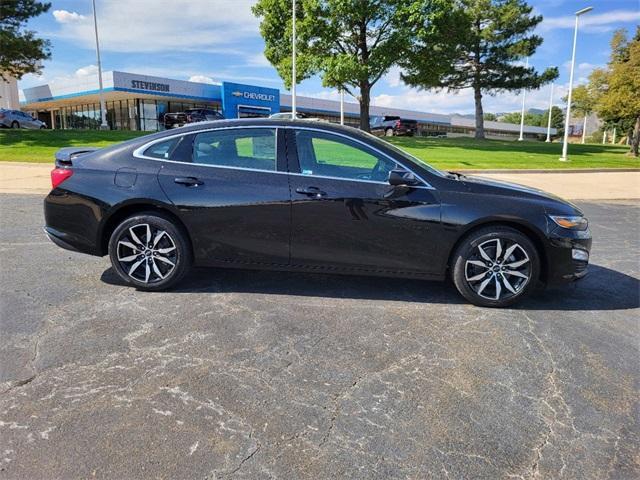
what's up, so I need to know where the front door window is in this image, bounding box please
[294,130,397,183]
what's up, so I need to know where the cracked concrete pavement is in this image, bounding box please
[0,194,638,479]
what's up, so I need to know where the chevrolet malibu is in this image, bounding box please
[44,119,592,307]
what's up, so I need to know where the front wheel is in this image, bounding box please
[11,121,19,129]
[451,227,540,307]
[385,128,394,137]
[108,213,192,291]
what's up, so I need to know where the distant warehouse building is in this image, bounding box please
[20,71,554,140]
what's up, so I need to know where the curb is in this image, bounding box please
[458,168,640,174]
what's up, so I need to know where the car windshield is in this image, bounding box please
[363,131,446,178]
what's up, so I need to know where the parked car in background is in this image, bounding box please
[43,119,591,308]
[269,112,323,121]
[184,108,224,123]
[162,109,224,129]
[0,109,47,129]
[370,115,417,137]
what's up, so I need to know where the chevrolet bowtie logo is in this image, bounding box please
[231,91,243,97]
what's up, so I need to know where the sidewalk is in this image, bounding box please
[0,161,638,200]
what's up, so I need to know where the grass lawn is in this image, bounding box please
[0,130,146,163]
[1,128,638,170]
[388,136,639,170]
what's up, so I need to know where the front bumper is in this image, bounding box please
[545,226,592,284]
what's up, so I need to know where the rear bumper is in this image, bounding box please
[545,227,592,284]
[395,127,416,136]
[44,226,82,253]
[44,191,103,256]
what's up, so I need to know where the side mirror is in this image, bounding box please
[388,169,420,187]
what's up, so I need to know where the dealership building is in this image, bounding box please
[20,70,554,139]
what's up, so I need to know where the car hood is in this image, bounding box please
[460,174,583,215]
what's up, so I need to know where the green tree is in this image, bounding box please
[563,85,594,142]
[483,112,497,121]
[590,28,640,156]
[0,0,51,81]
[401,0,557,139]
[253,0,424,131]
[539,105,564,138]
[499,111,542,126]
[567,85,594,117]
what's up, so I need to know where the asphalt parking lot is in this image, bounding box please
[1,193,638,479]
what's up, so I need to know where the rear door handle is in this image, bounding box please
[174,176,203,187]
[295,186,327,198]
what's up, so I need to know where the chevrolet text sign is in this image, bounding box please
[232,90,276,102]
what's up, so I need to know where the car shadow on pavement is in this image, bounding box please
[101,264,638,311]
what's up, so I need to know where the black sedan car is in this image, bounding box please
[44,119,591,307]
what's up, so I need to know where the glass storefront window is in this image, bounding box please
[44,99,219,131]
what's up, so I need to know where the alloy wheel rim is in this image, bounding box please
[464,238,531,301]
[116,223,177,284]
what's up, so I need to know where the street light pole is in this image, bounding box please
[291,0,297,119]
[518,57,529,141]
[340,89,344,125]
[92,0,108,130]
[560,6,593,161]
[545,82,554,142]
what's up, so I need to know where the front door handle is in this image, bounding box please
[296,186,327,198]
[174,176,203,187]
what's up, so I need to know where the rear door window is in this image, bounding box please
[192,128,276,171]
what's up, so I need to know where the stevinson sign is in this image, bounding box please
[231,90,276,102]
[130,80,170,93]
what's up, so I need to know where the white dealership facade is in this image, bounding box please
[18,71,554,139]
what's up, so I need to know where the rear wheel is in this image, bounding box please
[108,213,191,291]
[385,128,394,137]
[451,227,540,307]
[11,121,19,129]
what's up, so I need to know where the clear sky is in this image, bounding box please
[17,0,640,115]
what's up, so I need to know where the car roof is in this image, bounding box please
[168,118,360,136]
[115,118,387,159]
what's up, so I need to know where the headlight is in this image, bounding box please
[549,215,588,230]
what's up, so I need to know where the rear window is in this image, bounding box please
[143,137,181,159]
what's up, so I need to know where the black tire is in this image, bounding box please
[108,212,192,291]
[451,226,540,307]
[11,121,19,129]
[40,125,46,129]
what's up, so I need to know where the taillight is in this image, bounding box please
[396,120,401,127]
[51,168,73,188]
[0,113,5,119]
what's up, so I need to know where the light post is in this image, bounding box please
[545,82,554,142]
[581,115,587,144]
[518,57,529,141]
[560,6,593,161]
[340,89,344,125]
[92,0,108,130]
[291,0,297,119]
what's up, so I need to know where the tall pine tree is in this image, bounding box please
[401,0,557,139]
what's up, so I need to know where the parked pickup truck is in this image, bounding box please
[163,108,224,129]
[370,115,418,137]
